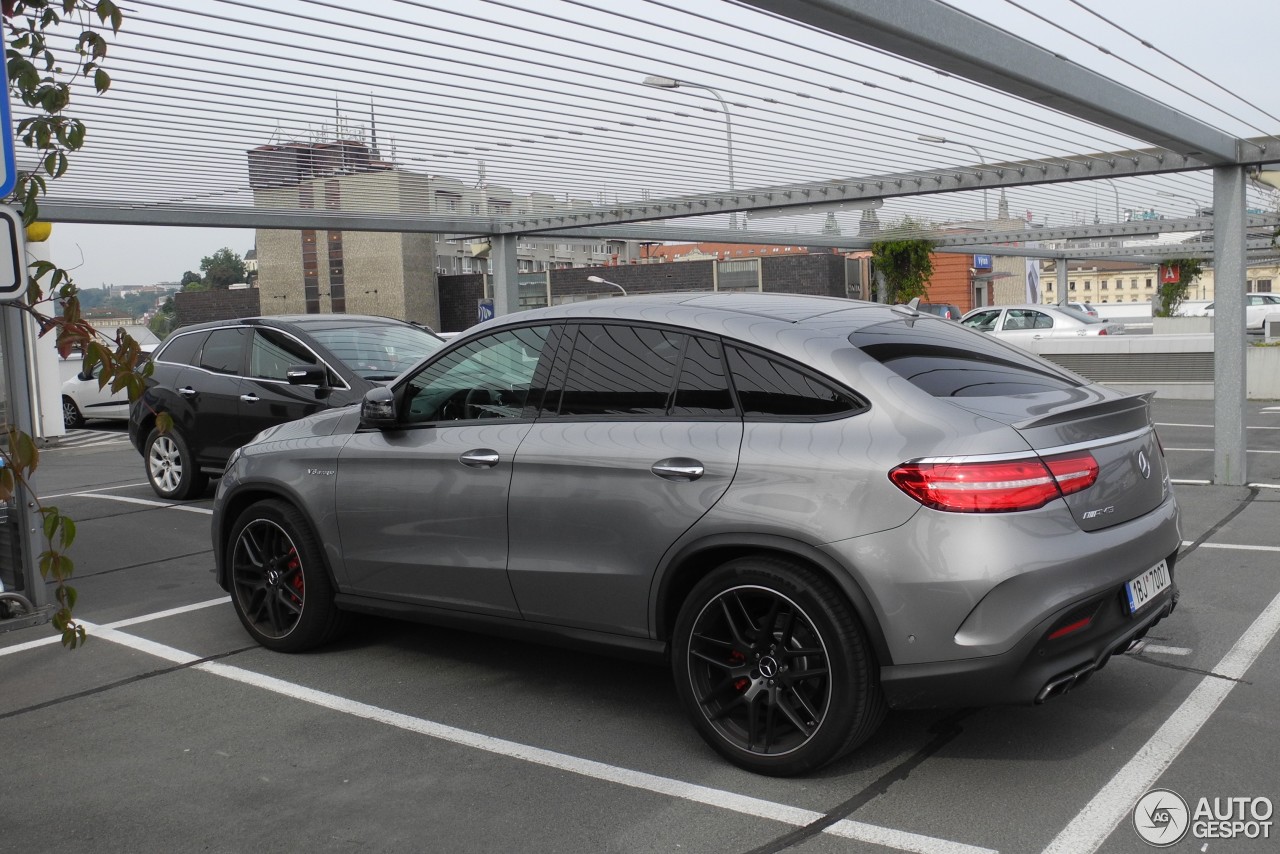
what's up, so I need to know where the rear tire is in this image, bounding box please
[144,427,208,500]
[227,499,347,652]
[672,556,885,776]
[62,396,84,430]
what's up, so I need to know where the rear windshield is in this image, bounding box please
[849,319,1083,397]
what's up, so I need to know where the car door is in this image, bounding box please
[506,324,742,637]
[994,308,1052,343]
[174,327,249,466]
[239,327,349,440]
[333,325,553,618]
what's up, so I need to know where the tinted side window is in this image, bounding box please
[726,346,861,417]
[156,331,208,367]
[250,329,320,381]
[403,326,549,424]
[554,324,683,417]
[199,328,248,375]
[670,336,734,417]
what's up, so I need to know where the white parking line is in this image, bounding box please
[40,482,149,500]
[66,619,993,854]
[74,493,214,515]
[1041,586,1280,854]
[0,597,229,657]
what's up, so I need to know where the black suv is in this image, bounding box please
[129,315,445,499]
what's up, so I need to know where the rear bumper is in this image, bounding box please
[880,552,1179,709]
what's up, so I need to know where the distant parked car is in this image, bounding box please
[61,345,157,429]
[1069,302,1099,317]
[914,302,962,320]
[960,304,1124,343]
[129,315,445,500]
[1203,293,1280,330]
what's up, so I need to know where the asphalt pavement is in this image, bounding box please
[2,401,1278,854]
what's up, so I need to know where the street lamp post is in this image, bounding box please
[919,135,987,221]
[643,75,738,229]
[587,275,627,296]
[1157,190,1204,218]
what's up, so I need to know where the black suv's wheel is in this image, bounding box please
[672,556,886,776]
[144,427,208,500]
[227,499,346,652]
[62,396,84,430]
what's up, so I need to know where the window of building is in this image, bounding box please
[1145,278,1153,288]
[716,258,761,292]
[1257,279,1273,293]
[1131,278,1138,289]
[1069,282,1077,291]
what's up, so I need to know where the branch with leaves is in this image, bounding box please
[1153,258,1203,318]
[1,0,125,647]
[871,217,936,304]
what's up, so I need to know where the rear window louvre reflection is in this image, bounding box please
[859,342,1081,397]
[725,346,862,417]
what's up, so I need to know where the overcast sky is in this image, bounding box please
[34,0,1280,290]
[48,224,256,289]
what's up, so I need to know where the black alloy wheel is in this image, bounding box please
[673,557,885,776]
[227,499,345,652]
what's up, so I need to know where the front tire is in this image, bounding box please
[672,556,885,776]
[62,396,85,430]
[144,427,208,500]
[227,499,346,652]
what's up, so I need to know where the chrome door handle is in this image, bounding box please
[460,449,500,468]
[178,387,197,398]
[651,458,704,482]
[240,393,260,403]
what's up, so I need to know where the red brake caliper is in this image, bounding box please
[287,549,303,603]
[730,650,748,691]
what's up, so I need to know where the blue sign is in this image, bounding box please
[477,298,495,323]
[973,254,993,270]
[0,30,13,199]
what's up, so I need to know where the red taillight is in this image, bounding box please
[889,451,1098,513]
[1097,328,1108,335]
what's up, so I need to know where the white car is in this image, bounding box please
[61,345,156,429]
[1203,293,1280,330]
[960,304,1124,343]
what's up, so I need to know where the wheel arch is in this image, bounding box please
[215,484,340,593]
[652,534,893,667]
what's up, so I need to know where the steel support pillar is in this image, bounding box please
[1056,258,1069,306]
[1212,166,1248,486]
[1,301,48,617]
[490,234,520,318]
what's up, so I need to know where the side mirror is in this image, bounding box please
[286,364,328,386]
[77,370,93,382]
[360,386,397,429]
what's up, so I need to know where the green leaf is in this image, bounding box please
[93,67,109,94]
[156,411,174,434]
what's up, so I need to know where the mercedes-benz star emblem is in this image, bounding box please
[1138,450,1151,480]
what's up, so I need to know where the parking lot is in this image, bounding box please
[2,398,1278,854]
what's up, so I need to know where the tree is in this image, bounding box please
[199,247,247,288]
[870,217,936,303]
[179,270,202,287]
[1,0,127,647]
[1154,258,1204,318]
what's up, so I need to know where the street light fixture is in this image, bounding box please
[918,135,988,221]
[1157,191,1205,217]
[644,75,738,229]
[587,275,627,296]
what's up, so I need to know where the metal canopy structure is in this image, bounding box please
[17,0,1280,484]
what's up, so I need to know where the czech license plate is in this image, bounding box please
[1125,559,1171,614]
